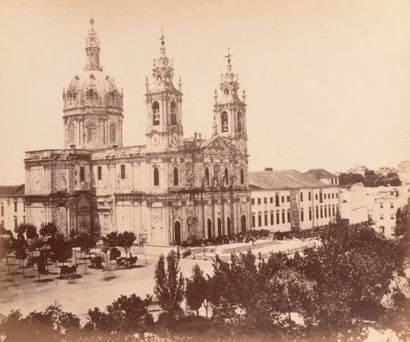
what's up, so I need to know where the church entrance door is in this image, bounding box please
[241,215,246,233]
[207,219,212,239]
[217,218,222,236]
[174,221,181,245]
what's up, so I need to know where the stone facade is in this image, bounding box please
[24,20,250,245]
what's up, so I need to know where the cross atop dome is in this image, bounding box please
[85,17,102,71]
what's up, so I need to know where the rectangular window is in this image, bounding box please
[308,192,311,201]
[270,212,274,225]
[252,215,255,228]
[80,166,85,182]
[319,192,323,203]
[316,206,319,218]
[251,198,255,205]
[336,193,338,198]
[264,198,267,204]
[1,204,4,217]
[282,211,286,224]
[300,192,303,202]
[121,164,126,179]
[14,201,17,213]
[14,216,17,229]
[276,211,280,224]
[324,207,327,218]
[275,195,280,207]
[324,194,327,199]
[270,197,273,203]
[309,208,312,221]
[301,210,304,222]
[264,212,268,225]
[281,196,285,203]
[332,205,335,216]
[258,198,261,205]
[332,193,334,199]
[258,213,262,227]
[320,206,323,218]
[287,196,290,202]
[97,166,102,180]
[287,210,290,222]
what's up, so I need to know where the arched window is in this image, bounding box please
[221,111,228,132]
[240,168,245,184]
[152,101,160,126]
[224,167,229,186]
[282,210,286,224]
[110,124,116,143]
[270,210,274,225]
[171,101,177,125]
[258,212,262,227]
[264,211,268,226]
[153,167,160,186]
[287,209,290,223]
[86,122,96,143]
[251,213,255,228]
[204,167,210,186]
[173,167,179,186]
[68,122,75,144]
[237,111,242,132]
[276,210,280,224]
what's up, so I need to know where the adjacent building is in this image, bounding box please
[398,160,410,185]
[339,183,369,225]
[0,185,26,231]
[23,19,251,246]
[249,169,340,232]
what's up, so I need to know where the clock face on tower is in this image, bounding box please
[151,133,160,146]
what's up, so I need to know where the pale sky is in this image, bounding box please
[0,0,409,185]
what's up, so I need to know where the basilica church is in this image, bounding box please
[24,19,251,245]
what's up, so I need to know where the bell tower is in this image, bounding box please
[213,50,247,152]
[145,32,184,151]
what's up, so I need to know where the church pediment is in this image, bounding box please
[202,136,233,153]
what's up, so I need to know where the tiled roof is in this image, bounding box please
[306,169,336,179]
[249,170,327,190]
[0,184,25,196]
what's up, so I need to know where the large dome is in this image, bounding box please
[62,18,124,150]
[63,18,123,115]
[63,69,123,113]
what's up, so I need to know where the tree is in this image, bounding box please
[103,231,120,248]
[118,231,136,257]
[186,264,208,315]
[39,222,59,240]
[87,294,153,333]
[154,251,185,320]
[0,305,80,342]
[48,233,72,265]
